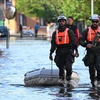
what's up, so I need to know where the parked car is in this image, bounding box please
[0,26,9,38]
[0,26,10,48]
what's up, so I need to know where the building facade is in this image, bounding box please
[0,0,47,35]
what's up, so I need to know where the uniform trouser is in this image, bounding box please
[89,65,95,83]
[95,55,100,81]
[89,54,100,82]
[35,30,38,38]
[54,54,74,80]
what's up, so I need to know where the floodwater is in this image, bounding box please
[0,36,100,100]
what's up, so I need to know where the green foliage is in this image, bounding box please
[16,0,100,22]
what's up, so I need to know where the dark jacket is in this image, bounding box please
[79,26,100,54]
[50,28,78,56]
[66,24,79,44]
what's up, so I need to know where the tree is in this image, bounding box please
[16,0,59,22]
[16,0,100,23]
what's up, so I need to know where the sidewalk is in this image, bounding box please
[10,33,20,37]
[10,33,47,40]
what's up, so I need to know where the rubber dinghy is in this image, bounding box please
[24,68,79,87]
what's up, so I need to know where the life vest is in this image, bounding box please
[56,28,70,45]
[87,27,100,42]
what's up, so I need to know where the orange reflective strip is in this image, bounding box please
[64,28,68,43]
[98,27,100,32]
[56,28,69,44]
[89,27,91,41]
[56,30,59,44]
[87,27,100,41]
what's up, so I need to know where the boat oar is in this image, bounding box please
[51,60,53,82]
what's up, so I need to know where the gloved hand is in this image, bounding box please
[86,43,93,48]
[49,55,53,60]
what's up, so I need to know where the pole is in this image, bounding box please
[91,0,94,16]
[4,0,10,49]
[6,26,9,49]
[4,0,6,10]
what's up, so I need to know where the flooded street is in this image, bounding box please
[0,37,100,100]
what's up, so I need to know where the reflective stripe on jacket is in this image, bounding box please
[56,28,69,45]
[87,27,100,42]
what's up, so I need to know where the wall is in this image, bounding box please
[4,0,47,36]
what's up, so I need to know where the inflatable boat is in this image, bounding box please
[24,68,79,87]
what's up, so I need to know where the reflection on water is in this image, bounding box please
[56,87,73,97]
[0,37,100,100]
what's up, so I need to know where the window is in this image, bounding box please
[7,0,12,2]
[0,0,3,4]
[6,0,12,7]
[23,15,27,26]
[19,14,27,26]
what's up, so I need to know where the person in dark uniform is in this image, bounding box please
[49,15,79,85]
[66,16,80,46]
[79,14,100,88]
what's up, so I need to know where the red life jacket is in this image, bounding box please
[56,28,70,45]
[87,27,100,42]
